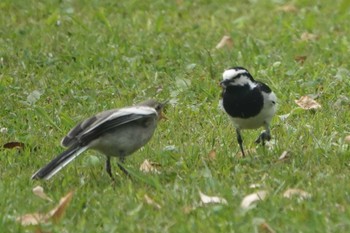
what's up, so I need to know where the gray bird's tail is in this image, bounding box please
[31,145,87,180]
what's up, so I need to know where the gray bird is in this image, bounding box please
[31,99,166,180]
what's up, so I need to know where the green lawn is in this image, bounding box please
[1,0,350,232]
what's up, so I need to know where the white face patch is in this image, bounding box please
[222,69,248,81]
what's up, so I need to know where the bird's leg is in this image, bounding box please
[117,157,130,176]
[255,124,271,146]
[105,156,114,179]
[236,129,245,157]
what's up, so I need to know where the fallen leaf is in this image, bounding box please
[277,4,298,13]
[3,141,25,150]
[208,149,216,160]
[283,188,311,199]
[17,190,74,226]
[295,96,321,110]
[278,151,290,161]
[144,194,161,210]
[259,222,276,233]
[344,135,350,144]
[295,55,307,64]
[33,186,53,202]
[49,191,74,223]
[199,191,228,205]
[241,190,267,209]
[215,35,233,49]
[139,159,161,174]
[300,32,318,41]
[16,213,47,226]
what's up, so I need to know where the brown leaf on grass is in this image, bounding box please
[241,191,268,209]
[300,32,318,41]
[215,35,233,49]
[295,96,321,110]
[283,188,311,200]
[139,159,161,174]
[49,191,74,223]
[199,191,228,205]
[33,186,53,202]
[3,141,25,150]
[344,135,350,144]
[16,191,74,226]
[278,151,291,161]
[259,222,276,233]
[277,4,298,13]
[16,213,47,226]
[144,194,161,210]
[208,149,216,160]
[295,55,307,64]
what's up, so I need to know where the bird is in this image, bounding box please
[219,67,277,156]
[31,99,166,180]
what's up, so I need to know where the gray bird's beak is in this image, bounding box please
[159,100,169,120]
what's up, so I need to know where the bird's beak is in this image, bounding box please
[159,100,169,121]
[159,111,168,120]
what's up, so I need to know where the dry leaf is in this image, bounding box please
[295,96,321,110]
[16,213,47,226]
[283,188,311,199]
[199,191,228,205]
[208,149,216,160]
[144,194,161,210]
[344,135,350,144]
[277,4,298,13]
[215,35,233,49]
[295,55,307,64]
[300,32,318,41]
[278,151,290,161]
[139,159,161,174]
[259,222,276,233]
[49,191,74,223]
[33,186,53,202]
[17,190,74,226]
[3,141,25,150]
[241,190,267,209]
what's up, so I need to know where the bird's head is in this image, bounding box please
[220,67,256,88]
[139,99,168,120]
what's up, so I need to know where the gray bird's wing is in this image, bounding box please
[61,106,157,147]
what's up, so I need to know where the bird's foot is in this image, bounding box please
[255,131,271,145]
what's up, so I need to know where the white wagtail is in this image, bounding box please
[219,67,277,156]
[31,99,166,180]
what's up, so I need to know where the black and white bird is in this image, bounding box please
[219,67,277,156]
[32,99,165,180]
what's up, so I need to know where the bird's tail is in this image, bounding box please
[31,145,88,180]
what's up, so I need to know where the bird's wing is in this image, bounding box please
[61,106,157,147]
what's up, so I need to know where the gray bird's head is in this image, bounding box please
[220,67,256,88]
[137,99,168,120]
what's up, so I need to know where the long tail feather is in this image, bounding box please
[31,146,87,180]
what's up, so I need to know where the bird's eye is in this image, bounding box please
[155,104,161,111]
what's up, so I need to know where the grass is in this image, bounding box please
[1,0,350,232]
